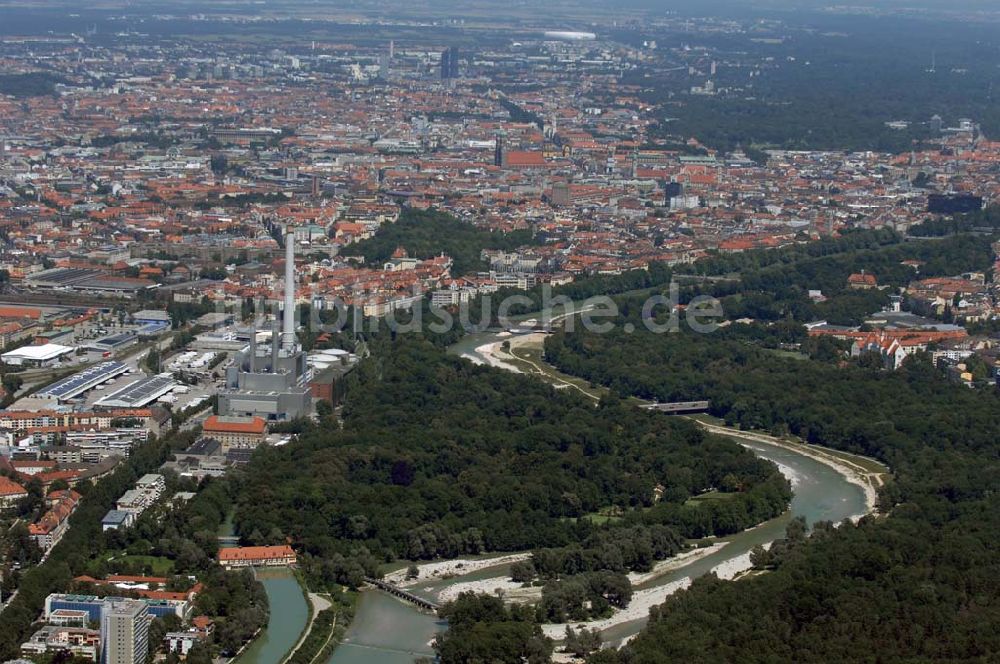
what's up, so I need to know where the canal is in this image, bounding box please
[218,513,310,664]
[236,569,310,664]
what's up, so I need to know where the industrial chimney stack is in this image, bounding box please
[282,226,296,352]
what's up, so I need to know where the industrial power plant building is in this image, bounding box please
[218,227,311,421]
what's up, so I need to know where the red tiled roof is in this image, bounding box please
[0,476,27,497]
[0,306,42,319]
[848,273,877,285]
[217,545,296,562]
[11,460,57,469]
[106,574,168,585]
[504,151,547,168]
[192,616,214,630]
[203,415,267,435]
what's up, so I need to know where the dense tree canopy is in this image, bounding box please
[0,72,64,97]
[682,232,993,325]
[909,205,1000,237]
[541,271,1000,662]
[351,208,539,275]
[618,16,1000,153]
[233,338,788,591]
[433,593,552,664]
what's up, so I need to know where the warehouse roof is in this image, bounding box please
[2,343,74,362]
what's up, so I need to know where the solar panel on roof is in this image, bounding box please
[95,374,176,408]
[37,361,129,399]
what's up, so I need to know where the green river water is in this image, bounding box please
[237,570,310,664]
[217,516,311,664]
[236,324,880,663]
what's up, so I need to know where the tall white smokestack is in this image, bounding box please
[282,226,296,352]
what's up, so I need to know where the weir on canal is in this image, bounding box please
[364,577,440,612]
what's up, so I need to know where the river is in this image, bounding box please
[321,326,877,662]
[226,411,875,664]
[323,422,870,662]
